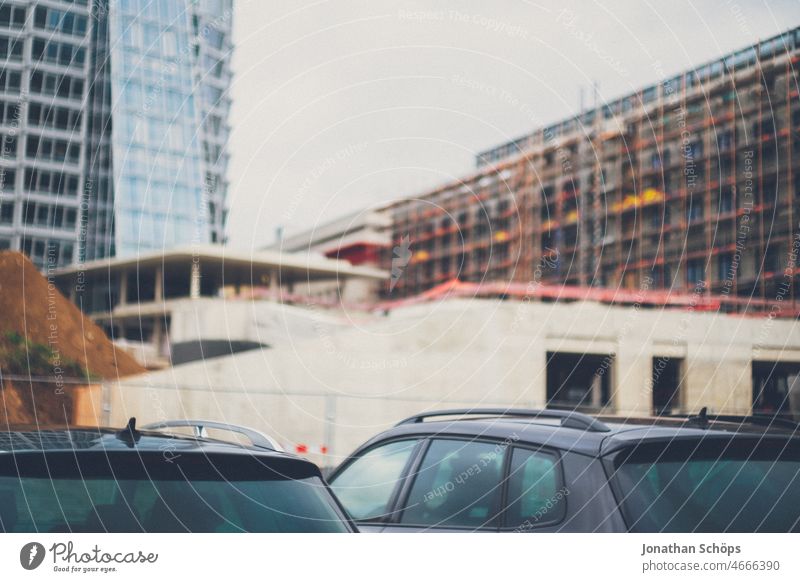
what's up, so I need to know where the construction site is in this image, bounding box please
[378,26,800,316]
[260,27,800,456]
[3,26,800,467]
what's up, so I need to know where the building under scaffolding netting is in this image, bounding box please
[381,26,800,315]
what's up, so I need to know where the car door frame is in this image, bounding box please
[380,434,513,532]
[495,442,568,532]
[328,436,427,530]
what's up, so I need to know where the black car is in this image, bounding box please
[328,408,800,532]
[0,419,355,533]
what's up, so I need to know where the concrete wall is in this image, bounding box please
[288,276,380,304]
[110,299,800,467]
[167,297,352,347]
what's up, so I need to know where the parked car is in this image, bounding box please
[0,419,355,533]
[328,408,800,532]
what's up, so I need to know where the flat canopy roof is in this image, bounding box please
[53,245,388,286]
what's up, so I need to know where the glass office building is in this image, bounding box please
[193,0,233,246]
[0,0,233,267]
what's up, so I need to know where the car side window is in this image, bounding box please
[399,439,505,529]
[504,447,563,529]
[330,439,419,521]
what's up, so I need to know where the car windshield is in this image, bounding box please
[0,451,350,533]
[611,438,800,532]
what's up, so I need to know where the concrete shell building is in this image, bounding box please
[53,245,387,368]
[106,299,800,466]
[272,208,392,303]
[0,0,234,268]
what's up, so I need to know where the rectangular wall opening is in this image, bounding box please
[753,361,800,419]
[652,356,684,415]
[546,351,613,411]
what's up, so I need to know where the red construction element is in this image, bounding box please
[375,278,800,318]
[325,242,383,266]
[236,275,799,319]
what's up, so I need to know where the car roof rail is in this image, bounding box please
[141,420,283,451]
[681,409,799,431]
[395,408,611,432]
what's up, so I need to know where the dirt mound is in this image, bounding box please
[0,251,144,379]
[0,251,145,426]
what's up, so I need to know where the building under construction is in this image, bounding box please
[273,29,800,419]
[381,27,800,316]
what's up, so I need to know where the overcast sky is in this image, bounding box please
[225,0,800,250]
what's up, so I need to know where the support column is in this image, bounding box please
[190,260,201,299]
[590,373,603,409]
[270,268,280,299]
[152,316,163,359]
[118,270,128,306]
[615,340,652,416]
[154,266,163,302]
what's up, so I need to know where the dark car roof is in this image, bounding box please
[596,419,800,454]
[0,425,359,532]
[356,414,800,458]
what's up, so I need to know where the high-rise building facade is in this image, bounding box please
[0,0,233,268]
[192,0,233,246]
[0,1,92,268]
[383,27,800,316]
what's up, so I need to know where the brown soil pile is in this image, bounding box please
[0,251,144,378]
[0,251,145,425]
